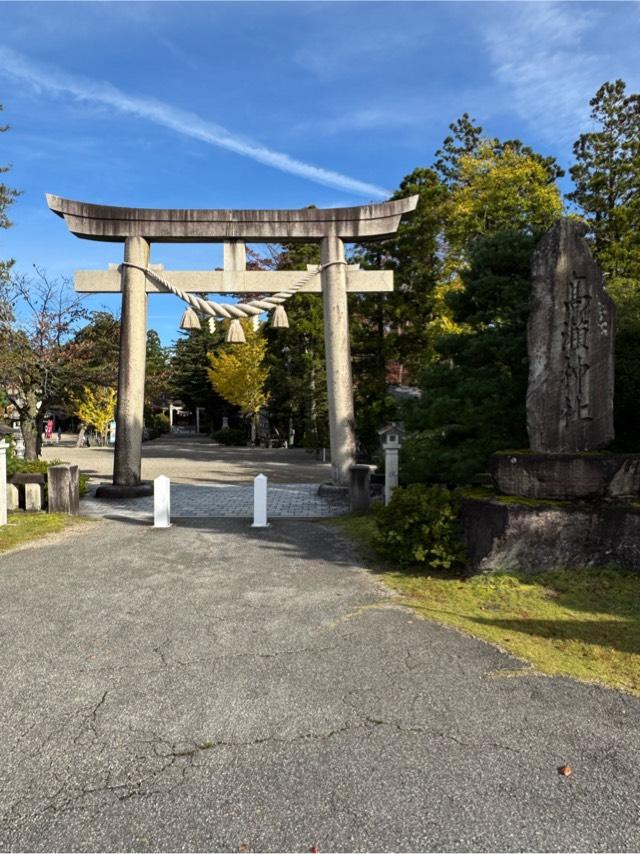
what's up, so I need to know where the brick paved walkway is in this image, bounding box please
[82,482,348,520]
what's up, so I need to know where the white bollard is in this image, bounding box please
[0,440,7,526]
[252,473,268,527]
[154,475,171,528]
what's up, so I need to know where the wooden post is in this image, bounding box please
[321,237,357,486]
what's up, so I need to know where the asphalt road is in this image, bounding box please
[1,517,639,852]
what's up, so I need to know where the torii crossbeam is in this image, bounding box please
[47,193,418,495]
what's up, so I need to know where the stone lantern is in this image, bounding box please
[378,422,405,504]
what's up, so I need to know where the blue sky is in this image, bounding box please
[0,0,639,345]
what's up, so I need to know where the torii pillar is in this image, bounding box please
[46,193,417,494]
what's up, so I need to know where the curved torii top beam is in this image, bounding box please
[45,193,418,243]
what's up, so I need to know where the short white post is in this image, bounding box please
[252,473,268,527]
[0,440,7,526]
[384,447,400,506]
[154,475,171,528]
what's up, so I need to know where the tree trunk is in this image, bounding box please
[250,413,257,445]
[19,390,45,460]
[21,416,39,460]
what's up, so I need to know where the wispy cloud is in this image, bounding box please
[482,2,605,141]
[294,105,432,138]
[0,45,389,199]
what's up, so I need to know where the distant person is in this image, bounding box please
[57,424,62,443]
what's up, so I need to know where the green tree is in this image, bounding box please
[447,141,563,253]
[568,79,640,289]
[67,311,120,390]
[260,242,329,449]
[568,80,640,448]
[435,113,564,190]
[145,329,170,409]
[351,168,448,452]
[402,231,535,484]
[169,322,228,432]
[208,320,270,443]
[0,103,20,289]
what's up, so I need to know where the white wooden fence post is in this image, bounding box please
[154,475,171,528]
[252,473,268,527]
[0,440,8,527]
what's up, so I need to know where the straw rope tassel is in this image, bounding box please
[179,307,201,330]
[226,318,246,343]
[271,304,289,328]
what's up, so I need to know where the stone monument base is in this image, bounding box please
[489,452,640,500]
[460,495,640,574]
[95,482,154,499]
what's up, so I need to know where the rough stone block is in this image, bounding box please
[527,219,615,452]
[349,465,375,513]
[24,483,42,512]
[460,495,640,574]
[68,465,80,515]
[47,464,79,515]
[490,452,640,500]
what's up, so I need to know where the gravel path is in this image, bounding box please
[42,434,332,486]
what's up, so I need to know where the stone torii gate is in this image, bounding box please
[47,193,417,496]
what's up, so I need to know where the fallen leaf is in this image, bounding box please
[558,764,572,777]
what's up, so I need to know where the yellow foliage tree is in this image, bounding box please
[207,320,270,443]
[73,386,117,445]
[447,141,563,257]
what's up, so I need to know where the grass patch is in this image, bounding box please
[0,512,90,554]
[334,513,640,697]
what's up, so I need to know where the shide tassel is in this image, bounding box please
[179,307,201,331]
[271,304,289,329]
[226,318,246,343]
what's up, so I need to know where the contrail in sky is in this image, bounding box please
[0,46,389,200]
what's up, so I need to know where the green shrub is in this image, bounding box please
[374,483,467,570]
[153,413,170,435]
[211,428,247,446]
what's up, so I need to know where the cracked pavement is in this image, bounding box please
[1,517,640,851]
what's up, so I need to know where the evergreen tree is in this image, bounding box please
[145,329,171,409]
[169,323,228,432]
[402,231,536,484]
[568,79,640,289]
[261,242,329,449]
[568,80,640,448]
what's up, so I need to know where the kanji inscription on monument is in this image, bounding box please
[527,218,615,453]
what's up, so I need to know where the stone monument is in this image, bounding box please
[462,218,640,572]
[527,219,614,454]
[490,218,640,501]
